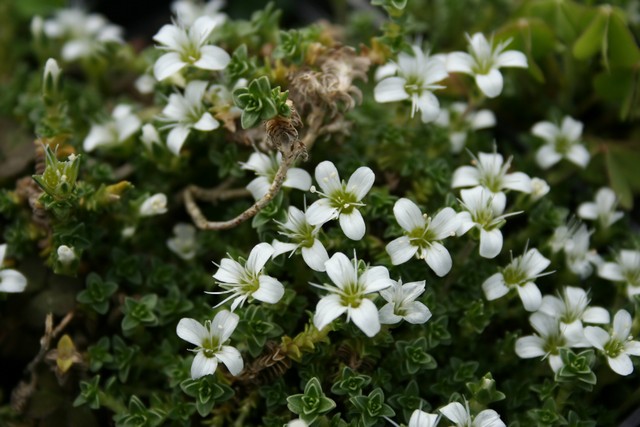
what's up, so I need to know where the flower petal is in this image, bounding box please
[479,228,503,258]
[284,168,312,192]
[350,298,381,337]
[154,52,187,81]
[613,309,632,341]
[403,302,432,325]
[423,242,452,277]
[193,112,220,131]
[452,166,480,189]
[314,294,347,331]
[474,410,506,427]
[213,258,244,284]
[253,275,284,304]
[482,273,509,301]
[374,77,409,103]
[417,91,441,124]
[577,202,598,220]
[347,167,375,201]
[515,336,546,358]
[194,45,231,70]
[216,345,243,376]
[393,198,425,231]
[386,236,418,265]
[314,161,342,194]
[608,354,633,376]
[496,50,527,68]
[446,52,474,74]
[301,239,329,272]
[517,282,542,312]
[598,262,624,282]
[247,177,270,200]
[566,144,590,168]
[531,121,559,142]
[535,145,562,169]
[339,210,366,241]
[429,207,460,240]
[378,303,402,325]
[246,242,275,273]
[583,326,609,350]
[191,351,217,379]
[211,310,239,342]
[439,402,469,425]
[167,125,191,155]
[582,307,610,324]
[502,172,532,193]
[325,252,355,290]
[176,318,207,346]
[306,199,338,226]
[475,68,504,98]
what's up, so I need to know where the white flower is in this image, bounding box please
[548,219,581,254]
[434,102,496,153]
[599,250,640,299]
[446,33,527,98]
[378,279,431,325]
[563,224,600,279]
[307,161,375,241]
[57,245,76,265]
[515,312,575,372]
[407,409,439,427]
[482,248,551,311]
[43,8,123,61]
[385,198,459,276]
[43,58,61,91]
[0,244,27,293]
[271,206,329,272]
[532,116,590,169]
[153,16,230,81]
[439,401,505,427]
[158,80,220,155]
[140,124,162,150]
[584,309,640,376]
[456,187,519,258]
[167,223,198,260]
[176,310,243,379]
[172,0,227,27]
[287,419,309,427]
[139,193,168,216]
[374,45,447,123]
[210,243,284,311]
[312,252,394,337]
[135,74,156,94]
[577,187,623,228]
[538,286,610,345]
[452,151,532,195]
[83,104,141,152]
[241,151,311,200]
[529,177,550,201]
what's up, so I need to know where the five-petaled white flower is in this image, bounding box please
[434,102,496,153]
[158,80,220,155]
[538,286,609,345]
[83,104,141,152]
[57,245,76,266]
[577,187,623,228]
[584,309,640,376]
[153,16,230,81]
[176,310,243,379]
[378,279,432,325]
[139,193,168,216]
[374,45,447,123]
[482,248,552,311]
[439,401,505,427]
[386,198,459,277]
[172,0,227,27]
[599,249,640,299]
[167,223,198,260]
[0,244,27,293]
[42,8,123,61]
[532,116,590,169]
[210,242,284,311]
[446,32,527,98]
[563,224,600,279]
[313,252,394,337]
[307,161,375,241]
[515,312,579,373]
[529,177,550,201]
[452,151,532,195]
[456,187,519,259]
[271,206,329,272]
[241,151,311,200]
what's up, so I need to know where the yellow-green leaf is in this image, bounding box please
[573,9,609,61]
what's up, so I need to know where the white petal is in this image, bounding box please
[423,242,452,277]
[0,269,27,293]
[535,145,562,169]
[284,168,312,192]
[577,202,598,220]
[325,252,355,290]
[62,40,92,61]
[301,239,329,272]
[598,262,624,282]
[479,228,503,258]
[608,354,633,376]
[153,23,186,50]
[213,258,244,283]
[184,80,209,104]
[515,336,546,358]
[446,52,474,74]
[582,307,610,324]
[439,402,469,425]
[452,166,480,188]
[191,351,217,379]
[502,172,532,193]
[154,52,187,81]
[531,121,559,142]
[625,341,640,356]
[417,92,441,124]
[314,294,347,331]
[211,310,239,342]
[374,77,409,103]
[455,212,475,236]
[538,295,564,318]
[517,282,542,312]
[271,240,297,258]
[409,410,438,427]
[470,109,496,130]
[374,62,398,81]
[247,242,275,273]
[190,16,217,43]
[176,318,207,346]
[339,210,366,241]
[386,237,418,265]
[0,244,6,264]
[496,50,528,68]
[347,167,375,201]
[378,303,402,325]
[246,177,270,200]
[83,125,112,152]
[216,346,243,376]
[583,326,609,350]
[475,69,504,98]
[429,207,460,240]
[393,198,425,231]
[482,273,509,301]
[561,116,583,141]
[359,266,393,293]
[193,112,220,131]
[403,302,432,324]
[530,312,558,336]
[549,355,564,373]
[613,309,632,341]
[194,45,231,70]
[253,275,284,304]
[566,144,590,168]
[474,410,506,427]
[167,125,191,155]
[350,299,381,337]
[116,115,141,142]
[306,199,338,226]
[521,248,551,277]
[314,161,342,194]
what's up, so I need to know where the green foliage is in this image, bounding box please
[233,76,291,129]
[287,377,336,425]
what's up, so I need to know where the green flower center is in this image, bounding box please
[330,188,359,215]
[555,136,572,155]
[502,264,527,287]
[604,339,625,358]
[339,281,365,308]
[403,75,423,96]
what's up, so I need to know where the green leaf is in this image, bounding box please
[607,10,640,68]
[241,109,261,129]
[573,9,608,61]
